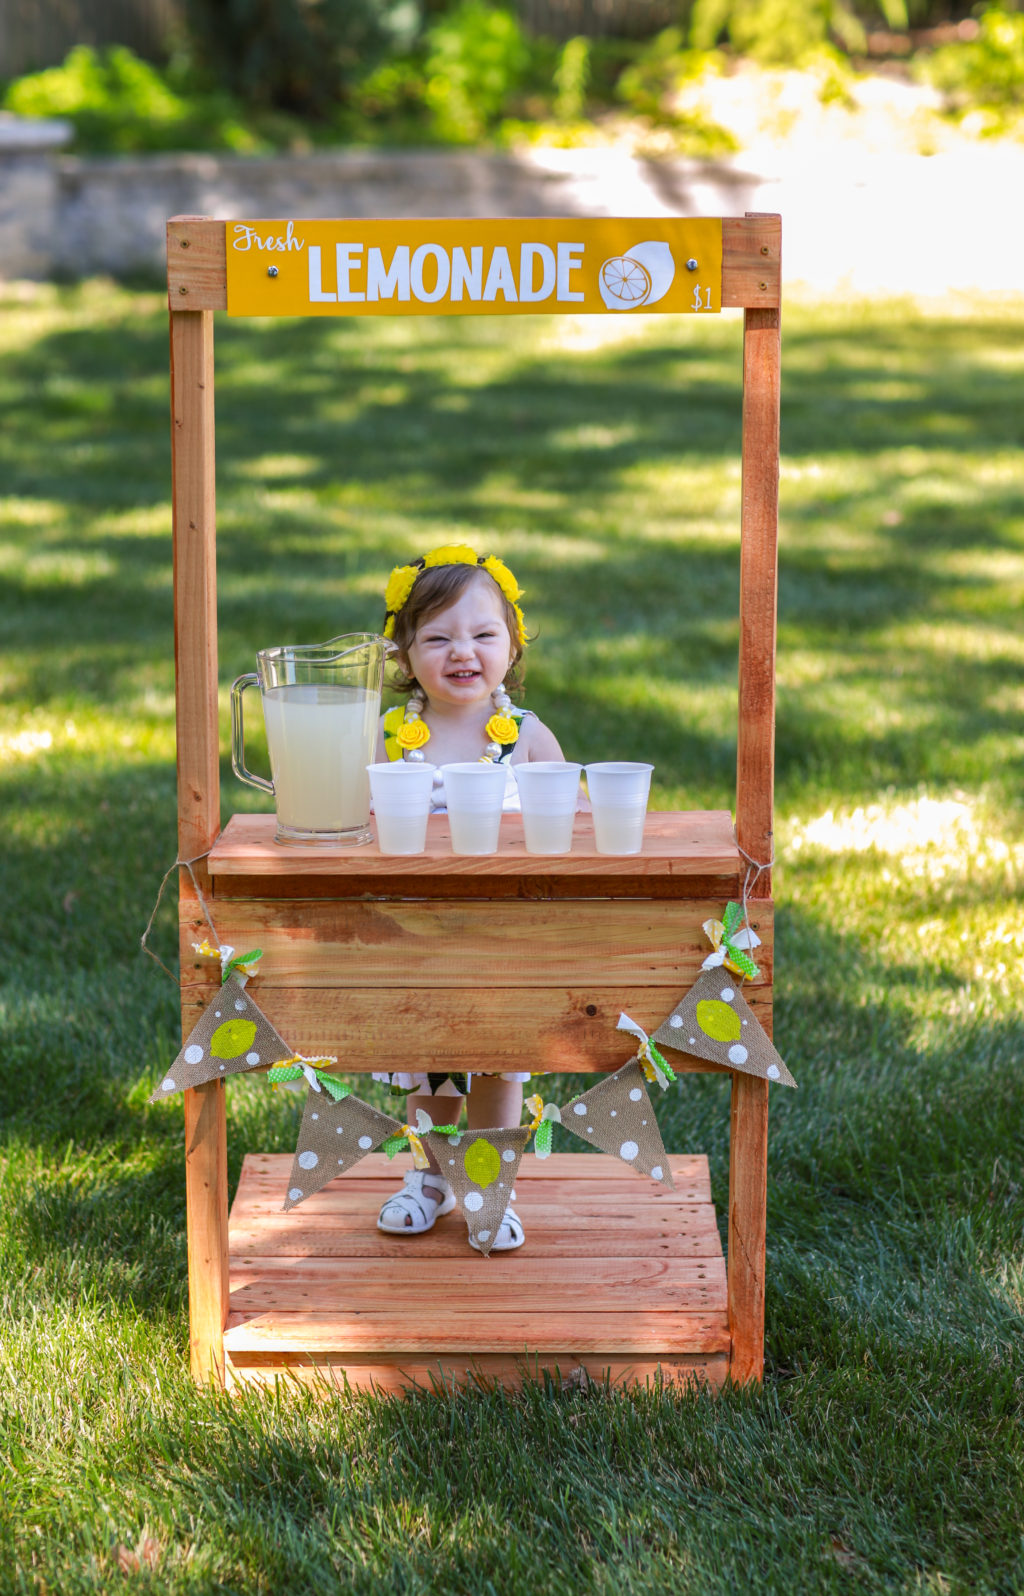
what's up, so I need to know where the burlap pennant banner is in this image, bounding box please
[652,968,797,1087]
[560,1059,675,1187]
[150,974,293,1100]
[283,1090,404,1211]
[426,1126,530,1256]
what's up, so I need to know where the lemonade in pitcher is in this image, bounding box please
[231,635,389,845]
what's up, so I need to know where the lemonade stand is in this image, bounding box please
[167,211,782,1391]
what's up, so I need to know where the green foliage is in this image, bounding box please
[421,0,530,140]
[182,0,397,114]
[1,44,256,154]
[919,5,1024,129]
[688,0,872,63]
[552,34,591,122]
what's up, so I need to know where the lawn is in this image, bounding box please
[1,280,1022,1594]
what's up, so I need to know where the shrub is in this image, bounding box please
[919,6,1024,126]
[2,44,255,153]
[422,0,530,141]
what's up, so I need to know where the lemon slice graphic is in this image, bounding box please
[598,240,676,310]
[600,255,651,305]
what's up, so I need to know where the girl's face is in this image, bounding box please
[403,576,512,711]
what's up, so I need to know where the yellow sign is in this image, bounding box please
[225,218,722,318]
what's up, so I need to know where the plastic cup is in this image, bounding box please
[584,762,654,856]
[513,762,582,855]
[442,762,508,855]
[366,762,437,855]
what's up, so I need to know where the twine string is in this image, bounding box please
[736,841,776,941]
[140,852,217,988]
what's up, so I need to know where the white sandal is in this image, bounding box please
[468,1205,525,1253]
[377,1170,456,1235]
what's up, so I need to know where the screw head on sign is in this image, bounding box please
[686,258,699,272]
[760,245,769,255]
[267,266,279,278]
[178,285,188,295]
[759,281,768,290]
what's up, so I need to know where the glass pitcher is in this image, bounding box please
[231,634,390,846]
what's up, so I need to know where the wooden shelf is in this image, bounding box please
[224,1152,729,1393]
[208,809,742,897]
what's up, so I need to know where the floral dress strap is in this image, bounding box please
[382,705,406,761]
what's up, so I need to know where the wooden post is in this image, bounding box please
[170,297,228,1384]
[729,232,781,1384]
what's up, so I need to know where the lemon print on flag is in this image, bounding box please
[210,1018,257,1059]
[695,999,741,1044]
[463,1137,501,1189]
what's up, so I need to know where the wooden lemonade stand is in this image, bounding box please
[167,211,781,1392]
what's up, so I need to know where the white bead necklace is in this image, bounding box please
[400,683,517,764]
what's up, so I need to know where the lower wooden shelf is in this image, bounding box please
[224,1151,730,1393]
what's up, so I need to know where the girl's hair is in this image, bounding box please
[388,564,526,698]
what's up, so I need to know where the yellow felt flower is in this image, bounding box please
[396,717,431,750]
[485,713,519,745]
[384,563,419,614]
[480,555,523,603]
[512,603,527,646]
[422,543,478,570]
[383,614,396,640]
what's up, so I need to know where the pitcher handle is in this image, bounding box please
[230,673,274,795]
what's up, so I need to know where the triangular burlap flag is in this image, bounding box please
[150,975,293,1100]
[426,1127,530,1256]
[652,968,797,1087]
[560,1059,674,1188]
[283,1090,404,1211]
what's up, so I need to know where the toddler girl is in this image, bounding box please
[372,543,566,1251]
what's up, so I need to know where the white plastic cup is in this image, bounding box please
[513,762,582,855]
[367,762,437,855]
[584,762,654,855]
[443,762,508,855]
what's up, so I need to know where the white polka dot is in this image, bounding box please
[501,1148,516,1162]
[476,1229,491,1243]
[161,1077,176,1092]
[311,1113,319,1121]
[642,1120,647,1126]
[728,1044,748,1065]
[651,1165,663,1181]
[298,1150,318,1170]
[669,1015,683,1028]
[610,1109,617,1117]
[629,1087,643,1101]
[448,1133,461,1145]
[689,1038,696,1046]
[449,1158,455,1165]
[720,986,734,1001]
[219,1064,225,1073]
[767,1064,780,1080]
[573,1102,587,1116]
[587,1127,594,1135]
[234,999,245,1011]
[214,1012,221,1019]
[184,1045,203,1065]
[358,1135,373,1150]
[464,1191,483,1212]
[619,1140,639,1162]
[742,1019,748,1026]
[288,1187,304,1202]
[498,1182,504,1189]
[338,1157,344,1165]
[246,1052,260,1065]
[336,1126,343,1134]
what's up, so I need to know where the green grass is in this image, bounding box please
[1,280,1023,1594]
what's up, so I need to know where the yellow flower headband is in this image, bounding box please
[382,543,527,647]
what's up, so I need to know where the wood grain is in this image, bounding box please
[167,215,780,313]
[728,1072,769,1384]
[224,1354,729,1394]
[207,810,741,882]
[171,302,227,1384]
[177,896,774,989]
[175,982,770,1070]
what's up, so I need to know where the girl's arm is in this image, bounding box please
[519,716,564,762]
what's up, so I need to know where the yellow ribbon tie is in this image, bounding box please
[525,1093,545,1135]
[402,1125,430,1170]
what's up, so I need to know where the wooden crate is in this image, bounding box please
[225,1153,729,1394]
[168,213,781,1390]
